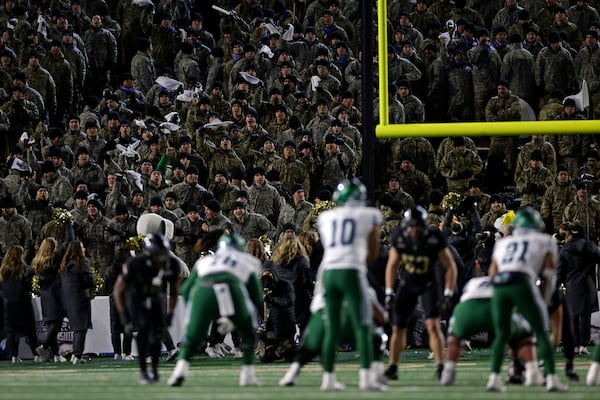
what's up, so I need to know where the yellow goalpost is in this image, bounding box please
[375,1,600,138]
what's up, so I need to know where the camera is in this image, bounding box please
[580,173,594,185]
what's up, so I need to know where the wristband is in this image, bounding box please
[444,288,454,297]
[385,287,394,295]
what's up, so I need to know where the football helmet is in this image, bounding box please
[333,178,367,206]
[401,206,428,229]
[512,206,544,232]
[218,232,247,252]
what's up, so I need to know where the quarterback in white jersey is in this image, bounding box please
[487,207,567,392]
[317,179,385,391]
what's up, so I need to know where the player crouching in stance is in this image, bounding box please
[167,231,263,387]
[440,276,543,386]
[317,178,386,391]
[278,282,388,387]
[113,233,181,384]
[487,207,567,392]
[384,206,458,381]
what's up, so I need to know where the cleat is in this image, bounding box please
[239,365,260,386]
[486,373,507,392]
[114,354,122,361]
[36,345,50,362]
[139,371,153,385]
[123,355,135,361]
[320,373,345,391]
[384,364,398,380]
[440,368,455,386]
[566,370,580,382]
[358,369,387,391]
[586,362,600,386]
[546,374,568,392]
[578,346,590,355]
[279,362,300,386]
[167,360,189,387]
[525,369,544,386]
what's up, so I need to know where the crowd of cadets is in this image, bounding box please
[0,1,600,311]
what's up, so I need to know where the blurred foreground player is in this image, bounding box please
[113,233,181,384]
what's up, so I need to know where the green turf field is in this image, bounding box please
[0,349,596,400]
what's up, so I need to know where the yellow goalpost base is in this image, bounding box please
[376,120,600,138]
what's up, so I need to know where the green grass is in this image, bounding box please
[0,349,596,400]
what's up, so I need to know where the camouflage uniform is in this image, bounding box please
[24,63,57,117]
[535,43,576,98]
[0,98,38,151]
[196,136,246,179]
[480,206,507,229]
[41,50,73,120]
[440,149,484,193]
[305,111,336,147]
[393,137,436,177]
[140,8,179,72]
[563,194,600,241]
[538,97,564,120]
[276,199,313,236]
[268,155,310,195]
[231,209,277,241]
[515,137,558,179]
[397,93,425,123]
[435,136,478,171]
[130,50,157,95]
[105,214,138,266]
[516,164,555,210]
[574,39,600,119]
[485,90,521,174]
[501,42,536,107]
[173,214,205,269]
[381,211,403,247]
[70,160,106,194]
[467,43,501,121]
[545,130,588,177]
[0,210,32,256]
[541,180,577,231]
[247,183,281,226]
[82,24,117,95]
[207,181,239,215]
[320,146,351,189]
[78,211,112,273]
[205,212,233,232]
[171,180,211,207]
[41,171,73,208]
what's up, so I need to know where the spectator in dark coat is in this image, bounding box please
[31,221,74,362]
[558,222,600,354]
[0,245,39,363]
[60,240,95,364]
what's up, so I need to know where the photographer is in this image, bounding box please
[256,265,296,363]
[442,195,482,292]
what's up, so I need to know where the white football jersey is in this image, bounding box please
[460,276,493,302]
[194,248,262,284]
[317,205,383,273]
[492,229,558,281]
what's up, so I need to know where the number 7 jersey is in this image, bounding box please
[317,206,383,273]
